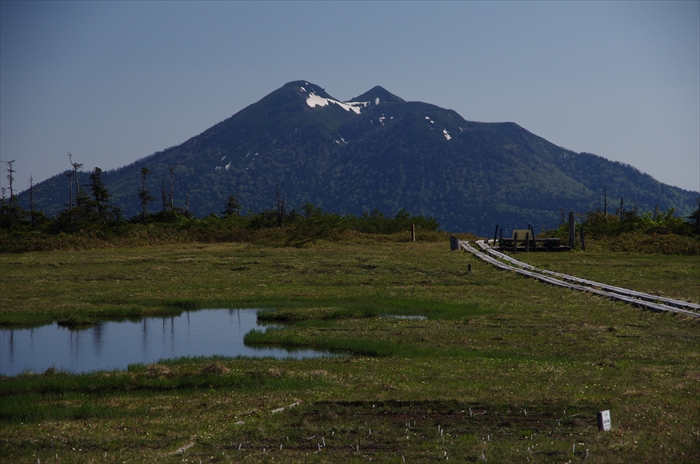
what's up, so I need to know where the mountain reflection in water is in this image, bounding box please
[0,309,330,376]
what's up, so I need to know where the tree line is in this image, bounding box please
[551,199,700,239]
[0,161,440,240]
[538,200,700,255]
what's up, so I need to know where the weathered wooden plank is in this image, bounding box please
[463,240,700,317]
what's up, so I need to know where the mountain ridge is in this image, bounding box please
[16,80,699,235]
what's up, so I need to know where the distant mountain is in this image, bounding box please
[18,80,699,235]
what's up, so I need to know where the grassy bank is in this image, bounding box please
[1,239,699,462]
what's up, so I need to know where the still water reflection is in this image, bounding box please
[0,309,330,376]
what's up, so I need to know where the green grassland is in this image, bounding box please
[1,235,698,463]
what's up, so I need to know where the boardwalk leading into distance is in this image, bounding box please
[459,240,700,318]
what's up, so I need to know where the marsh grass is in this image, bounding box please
[0,225,460,253]
[588,232,700,255]
[245,327,404,357]
[256,298,483,324]
[515,251,700,303]
[1,240,698,462]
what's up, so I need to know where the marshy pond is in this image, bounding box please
[0,309,332,377]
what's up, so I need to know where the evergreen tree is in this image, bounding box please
[301,202,323,218]
[221,194,241,218]
[27,176,49,231]
[0,160,30,230]
[75,186,95,214]
[687,198,700,235]
[0,202,29,230]
[89,167,112,222]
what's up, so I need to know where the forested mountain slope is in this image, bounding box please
[18,80,698,235]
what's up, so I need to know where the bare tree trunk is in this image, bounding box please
[139,167,153,224]
[29,175,35,228]
[276,184,285,227]
[67,172,73,211]
[236,185,240,216]
[161,175,167,212]
[603,186,607,219]
[5,160,16,206]
[619,197,624,220]
[169,166,175,211]
[68,153,82,207]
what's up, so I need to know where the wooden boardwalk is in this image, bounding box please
[459,239,700,318]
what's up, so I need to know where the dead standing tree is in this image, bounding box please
[65,171,73,224]
[276,184,285,227]
[161,175,167,211]
[159,166,176,212]
[139,167,154,224]
[169,166,175,211]
[5,160,16,206]
[68,153,84,207]
[29,175,35,228]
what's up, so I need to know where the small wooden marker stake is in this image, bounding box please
[597,410,611,431]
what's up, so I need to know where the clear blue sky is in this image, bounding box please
[1,1,698,194]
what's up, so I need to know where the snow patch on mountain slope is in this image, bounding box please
[443,129,452,141]
[305,90,368,114]
[214,160,235,171]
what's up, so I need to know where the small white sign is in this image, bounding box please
[597,410,612,431]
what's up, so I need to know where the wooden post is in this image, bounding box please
[411,224,416,242]
[530,226,537,252]
[524,231,530,252]
[568,212,575,248]
[493,224,499,248]
[499,228,503,251]
[580,226,585,252]
[513,231,518,253]
[467,263,472,273]
[450,236,459,251]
